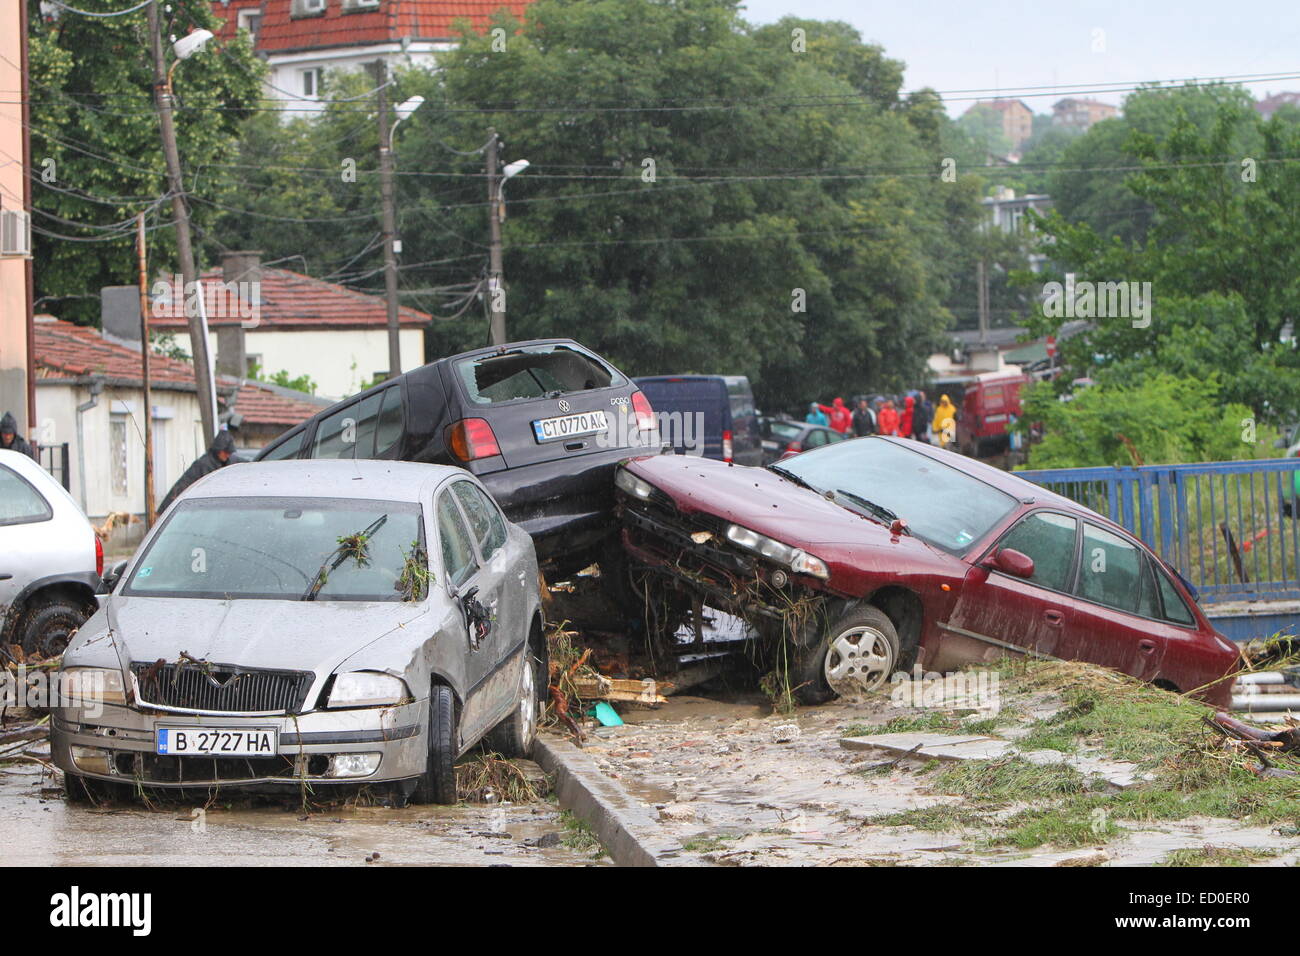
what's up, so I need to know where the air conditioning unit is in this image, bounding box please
[0,209,31,257]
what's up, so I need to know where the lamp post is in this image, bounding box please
[485,130,528,346]
[146,4,217,441]
[378,87,424,380]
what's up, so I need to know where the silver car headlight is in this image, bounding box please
[615,467,657,500]
[328,672,409,709]
[725,524,830,580]
[59,667,128,706]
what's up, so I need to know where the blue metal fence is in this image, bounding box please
[1017,458,1300,604]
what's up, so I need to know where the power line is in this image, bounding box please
[43,0,152,18]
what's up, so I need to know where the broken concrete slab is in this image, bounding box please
[839,732,1013,762]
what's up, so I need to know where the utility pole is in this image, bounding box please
[486,129,506,345]
[147,0,216,442]
[977,256,990,349]
[136,214,155,528]
[376,63,402,380]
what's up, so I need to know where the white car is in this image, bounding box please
[0,449,101,658]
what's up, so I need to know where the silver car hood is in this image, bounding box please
[83,595,430,679]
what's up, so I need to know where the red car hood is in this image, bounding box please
[623,455,961,579]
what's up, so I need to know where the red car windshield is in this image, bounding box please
[771,438,1017,553]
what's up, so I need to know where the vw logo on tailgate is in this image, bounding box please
[558,399,571,413]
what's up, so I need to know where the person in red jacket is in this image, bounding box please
[899,395,915,440]
[817,397,853,434]
[877,400,899,436]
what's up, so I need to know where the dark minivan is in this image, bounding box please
[632,375,762,466]
[256,339,657,571]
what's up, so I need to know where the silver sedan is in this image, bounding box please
[51,459,544,804]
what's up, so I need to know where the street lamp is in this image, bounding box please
[379,91,422,379]
[497,159,530,222]
[147,3,219,442]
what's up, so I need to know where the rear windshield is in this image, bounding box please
[768,422,803,442]
[456,344,626,405]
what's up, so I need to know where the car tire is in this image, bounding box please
[486,644,540,759]
[411,684,458,805]
[794,605,901,705]
[19,599,88,659]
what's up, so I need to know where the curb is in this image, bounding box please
[534,734,687,867]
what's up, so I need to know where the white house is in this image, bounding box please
[149,253,429,399]
[212,0,533,117]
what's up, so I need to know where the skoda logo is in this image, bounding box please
[558,400,571,413]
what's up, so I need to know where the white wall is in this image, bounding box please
[263,43,448,120]
[35,382,206,521]
[169,327,424,399]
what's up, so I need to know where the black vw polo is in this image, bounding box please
[255,339,658,572]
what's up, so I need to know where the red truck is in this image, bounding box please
[955,371,1031,457]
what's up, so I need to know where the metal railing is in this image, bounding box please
[1017,458,1300,604]
[38,442,70,492]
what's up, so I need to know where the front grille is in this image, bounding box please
[117,752,328,783]
[132,662,314,714]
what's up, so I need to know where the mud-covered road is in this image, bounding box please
[0,758,601,867]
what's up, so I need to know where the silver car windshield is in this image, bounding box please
[771,439,1016,553]
[123,496,424,601]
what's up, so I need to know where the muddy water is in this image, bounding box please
[0,763,601,867]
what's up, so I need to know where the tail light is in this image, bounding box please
[94,535,103,577]
[631,391,655,431]
[722,429,733,463]
[446,418,501,462]
[786,441,801,453]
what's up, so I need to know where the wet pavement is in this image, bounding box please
[0,754,602,867]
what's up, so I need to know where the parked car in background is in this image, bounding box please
[256,339,657,574]
[0,449,101,658]
[633,374,762,465]
[617,436,1239,706]
[956,371,1030,457]
[761,419,850,464]
[53,460,544,804]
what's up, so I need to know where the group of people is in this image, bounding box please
[804,392,959,448]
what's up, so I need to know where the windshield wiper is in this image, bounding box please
[302,514,388,601]
[768,464,820,494]
[830,489,907,531]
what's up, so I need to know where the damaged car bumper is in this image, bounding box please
[50,698,427,791]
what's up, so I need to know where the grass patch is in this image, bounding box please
[558,811,603,854]
[1158,845,1280,867]
[936,757,1094,803]
[869,804,991,832]
[682,833,743,853]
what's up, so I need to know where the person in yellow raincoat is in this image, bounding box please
[933,394,958,448]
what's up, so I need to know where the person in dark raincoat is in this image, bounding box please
[158,430,237,512]
[0,411,35,459]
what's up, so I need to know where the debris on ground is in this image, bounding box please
[455,753,548,804]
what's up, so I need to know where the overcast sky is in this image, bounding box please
[737,0,1300,115]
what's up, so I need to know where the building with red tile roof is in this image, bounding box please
[150,262,431,398]
[32,315,325,519]
[211,0,533,114]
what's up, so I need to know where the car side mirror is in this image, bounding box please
[991,548,1034,579]
[100,559,128,593]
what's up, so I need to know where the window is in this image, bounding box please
[374,386,404,456]
[452,481,507,560]
[1156,567,1196,626]
[437,492,478,588]
[236,9,262,36]
[261,430,304,461]
[0,466,51,526]
[300,68,322,98]
[1077,523,1159,617]
[804,429,828,448]
[455,343,625,405]
[996,511,1078,593]
[291,0,326,17]
[110,416,128,496]
[348,391,384,459]
[311,404,356,459]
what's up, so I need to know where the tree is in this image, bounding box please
[27,1,263,325]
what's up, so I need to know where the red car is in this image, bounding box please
[616,436,1239,706]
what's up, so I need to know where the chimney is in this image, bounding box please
[215,250,261,379]
[100,286,143,351]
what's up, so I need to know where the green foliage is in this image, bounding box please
[1020,373,1272,469]
[27,0,264,325]
[247,361,317,396]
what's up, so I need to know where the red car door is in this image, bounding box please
[1053,521,1166,682]
[938,510,1083,669]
